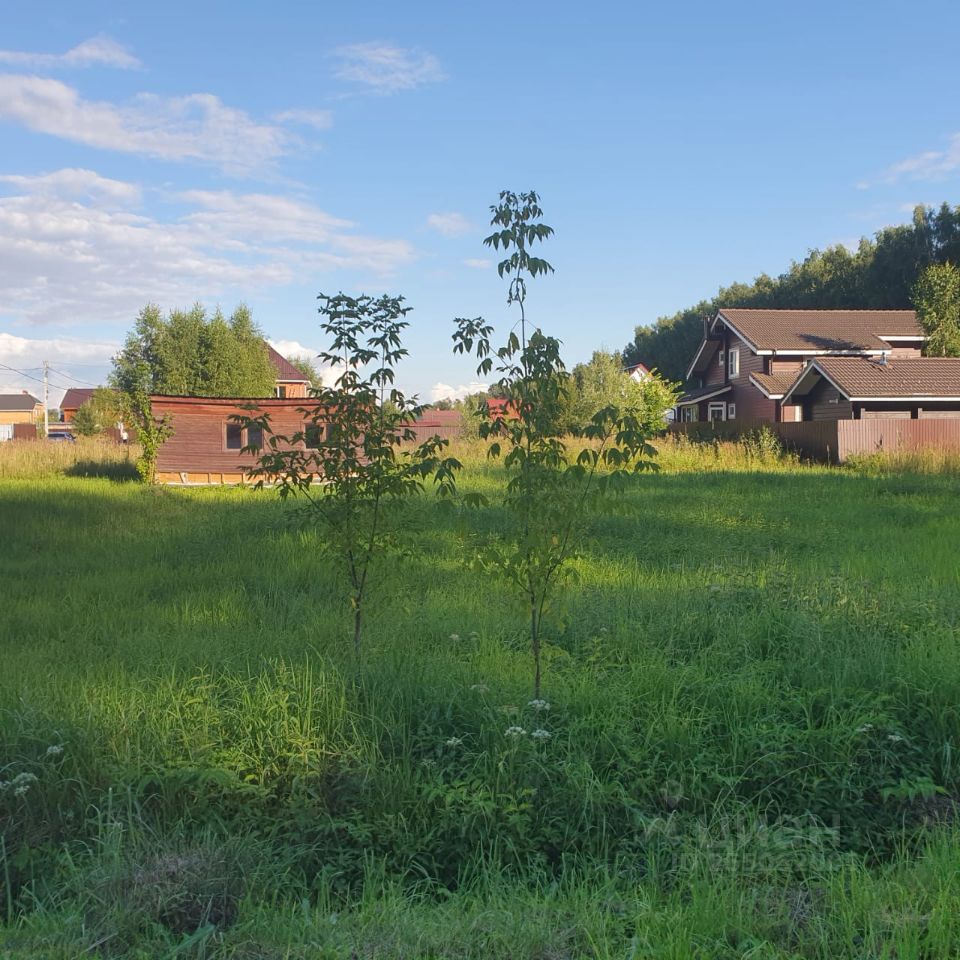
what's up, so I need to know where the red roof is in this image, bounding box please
[60,388,95,410]
[267,344,311,383]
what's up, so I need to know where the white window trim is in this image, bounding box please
[727,402,736,420]
[718,349,725,367]
[707,401,726,422]
[727,348,740,378]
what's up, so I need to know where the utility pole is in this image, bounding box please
[42,360,49,438]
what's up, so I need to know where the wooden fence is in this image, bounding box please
[668,418,960,462]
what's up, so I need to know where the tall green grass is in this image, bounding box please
[2,441,960,956]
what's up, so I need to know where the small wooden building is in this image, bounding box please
[59,388,95,422]
[151,396,325,485]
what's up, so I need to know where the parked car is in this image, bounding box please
[47,430,76,442]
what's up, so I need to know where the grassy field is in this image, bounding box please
[2,437,960,957]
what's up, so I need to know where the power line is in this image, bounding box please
[48,367,99,387]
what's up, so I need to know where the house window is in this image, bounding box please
[718,349,725,367]
[305,423,326,448]
[680,406,694,422]
[225,423,243,450]
[246,424,263,450]
[275,385,288,398]
[727,403,736,420]
[708,402,726,422]
[727,348,740,378]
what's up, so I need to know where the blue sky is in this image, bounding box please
[1,0,959,404]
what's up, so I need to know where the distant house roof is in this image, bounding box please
[717,309,923,353]
[267,345,311,383]
[784,357,960,403]
[0,392,41,411]
[60,388,95,410]
[625,362,650,379]
[415,409,463,426]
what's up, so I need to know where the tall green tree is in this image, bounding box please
[113,302,276,398]
[71,388,122,437]
[914,262,960,357]
[287,355,322,388]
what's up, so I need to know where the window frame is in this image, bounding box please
[225,421,244,451]
[718,349,725,368]
[727,402,736,420]
[707,401,727,422]
[727,347,740,378]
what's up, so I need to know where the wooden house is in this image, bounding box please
[267,346,311,398]
[677,309,926,423]
[59,388,95,422]
[151,396,326,485]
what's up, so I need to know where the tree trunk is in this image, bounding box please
[353,603,362,658]
[531,603,541,700]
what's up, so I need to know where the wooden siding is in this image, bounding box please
[702,342,725,386]
[152,397,322,480]
[729,382,776,422]
[769,359,804,377]
[0,407,42,425]
[920,408,960,419]
[275,382,309,398]
[861,409,910,419]
[807,379,853,421]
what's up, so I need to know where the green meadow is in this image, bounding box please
[2,438,960,958]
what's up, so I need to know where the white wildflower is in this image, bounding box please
[445,736,463,747]
[887,733,905,743]
[46,745,64,757]
[531,729,551,741]
[528,699,551,712]
[470,684,489,693]
[449,633,461,642]
[855,724,874,734]
[504,726,527,738]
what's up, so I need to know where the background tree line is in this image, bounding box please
[624,203,960,381]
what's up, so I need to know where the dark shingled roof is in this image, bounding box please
[267,345,311,382]
[60,388,95,410]
[807,357,960,399]
[718,309,923,352]
[749,371,797,398]
[0,392,41,411]
[676,383,732,406]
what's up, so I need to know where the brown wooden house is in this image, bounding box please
[677,309,926,424]
[267,346,311,398]
[151,396,327,485]
[59,388,95,422]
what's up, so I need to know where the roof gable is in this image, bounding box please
[267,345,311,383]
[784,357,960,403]
[60,388,95,410]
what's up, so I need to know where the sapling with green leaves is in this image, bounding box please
[453,191,659,698]
[238,292,461,658]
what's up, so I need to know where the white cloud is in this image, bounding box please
[0,332,118,404]
[0,36,140,70]
[463,258,492,269]
[0,167,417,327]
[0,74,295,176]
[273,108,334,131]
[430,380,488,403]
[427,212,472,237]
[332,42,444,94]
[862,133,960,187]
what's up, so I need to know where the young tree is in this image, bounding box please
[239,292,461,658]
[453,191,659,698]
[71,388,122,437]
[914,262,960,357]
[567,351,678,434]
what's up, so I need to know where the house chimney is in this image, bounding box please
[703,314,711,339]
[878,353,888,366]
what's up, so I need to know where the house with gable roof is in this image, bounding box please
[676,309,929,423]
